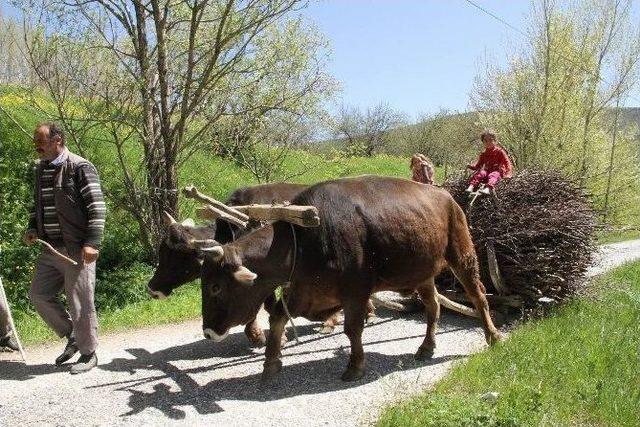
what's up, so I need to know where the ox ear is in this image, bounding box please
[163,211,177,226]
[201,245,224,262]
[181,218,195,227]
[233,265,257,286]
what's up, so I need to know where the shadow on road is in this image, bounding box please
[0,360,62,380]
[100,347,467,420]
[89,310,476,420]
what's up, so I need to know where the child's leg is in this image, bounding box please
[469,170,488,188]
[486,171,502,188]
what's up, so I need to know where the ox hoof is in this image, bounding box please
[245,324,267,347]
[248,333,267,348]
[414,346,435,361]
[341,367,365,382]
[486,332,503,346]
[318,325,335,334]
[261,360,283,383]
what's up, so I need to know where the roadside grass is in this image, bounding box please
[14,283,201,347]
[597,228,640,244]
[378,261,640,427]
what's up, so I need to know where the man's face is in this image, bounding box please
[33,126,63,161]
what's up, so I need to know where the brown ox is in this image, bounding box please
[194,176,501,382]
[146,182,307,346]
[146,181,375,346]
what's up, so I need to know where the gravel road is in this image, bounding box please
[2,240,640,426]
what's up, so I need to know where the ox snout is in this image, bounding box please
[203,328,229,342]
[147,286,167,300]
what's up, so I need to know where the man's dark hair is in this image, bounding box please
[37,122,66,146]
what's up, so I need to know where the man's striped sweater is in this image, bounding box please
[28,148,106,249]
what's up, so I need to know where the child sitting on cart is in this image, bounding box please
[410,153,435,185]
[466,130,512,195]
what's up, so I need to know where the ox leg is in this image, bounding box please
[415,277,440,360]
[262,312,287,382]
[449,260,502,345]
[341,294,369,382]
[244,317,266,347]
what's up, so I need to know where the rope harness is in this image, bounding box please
[225,218,300,343]
[278,223,300,343]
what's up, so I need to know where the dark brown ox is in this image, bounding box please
[147,182,307,346]
[196,175,501,382]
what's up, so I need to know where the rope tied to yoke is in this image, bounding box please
[276,222,300,343]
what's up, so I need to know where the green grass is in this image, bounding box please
[378,261,640,427]
[597,228,640,244]
[14,283,201,347]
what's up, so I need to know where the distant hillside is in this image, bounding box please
[310,107,640,155]
[615,107,640,133]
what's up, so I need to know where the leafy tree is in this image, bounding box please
[401,109,480,179]
[0,12,33,85]
[333,102,406,157]
[17,0,333,258]
[472,0,640,226]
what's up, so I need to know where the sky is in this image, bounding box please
[299,0,532,120]
[2,0,638,121]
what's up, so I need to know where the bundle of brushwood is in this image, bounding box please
[438,169,599,311]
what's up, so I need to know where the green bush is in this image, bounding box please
[0,87,150,313]
[95,262,155,311]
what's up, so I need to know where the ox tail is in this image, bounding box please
[445,200,485,293]
[445,198,501,343]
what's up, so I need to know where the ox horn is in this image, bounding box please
[202,245,224,262]
[181,218,195,227]
[233,265,257,286]
[163,210,177,225]
[188,238,217,248]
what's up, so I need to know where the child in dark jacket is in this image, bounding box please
[466,130,513,195]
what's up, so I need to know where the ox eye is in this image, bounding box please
[209,283,222,297]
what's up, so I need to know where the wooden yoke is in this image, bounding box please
[197,205,248,228]
[183,185,249,222]
[183,184,320,228]
[232,204,320,227]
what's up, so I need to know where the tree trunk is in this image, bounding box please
[603,96,621,222]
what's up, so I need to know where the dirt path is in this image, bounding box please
[2,240,639,426]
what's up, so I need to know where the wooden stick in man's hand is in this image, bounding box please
[35,239,78,266]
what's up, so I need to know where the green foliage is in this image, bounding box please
[94,262,154,311]
[472,0,640,228]
[0,88,150,314]
[1,85,422,343]
[0,86,41,312]
[379,261,640,427]
[597,228,640,244]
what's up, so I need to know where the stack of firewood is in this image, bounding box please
[439,169,599,311]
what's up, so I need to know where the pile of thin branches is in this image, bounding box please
[439,169,599,309]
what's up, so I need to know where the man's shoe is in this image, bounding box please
[55,338,78,366]
[0,332,19,351]
[465,185,475,193]
[480,187,491,195]
[70,352,97,374]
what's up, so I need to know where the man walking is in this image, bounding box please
[24,122,105,374]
